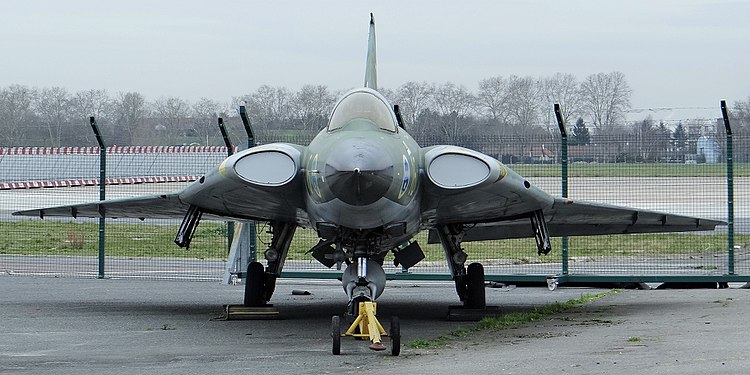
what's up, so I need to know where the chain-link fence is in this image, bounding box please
[2,129,748,284]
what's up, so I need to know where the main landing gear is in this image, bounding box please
[435,224,487,310]
[435,211,553,319]
[244,221,296,307]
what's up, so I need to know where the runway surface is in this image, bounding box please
[1,276,748,374]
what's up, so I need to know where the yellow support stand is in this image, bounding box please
[344,301,388,350]
[332,301,400,355]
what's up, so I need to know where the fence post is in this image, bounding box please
[239,106,258,263]
[720,100,734,275]
[89,117,106,279]
[553,104,569,275]
[217,118,235,254]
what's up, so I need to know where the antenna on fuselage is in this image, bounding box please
[394,104,405,130]
[364,13,378,90]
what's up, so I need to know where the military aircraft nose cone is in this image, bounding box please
[325,138,394,206]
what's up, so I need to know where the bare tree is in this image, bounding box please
[70,89,111,145]
[190,97,222,146]
[291,84,335,132]
[33,87,73,147]
[242,85,292,130]
[538,73,581,131]
[394,81,433,135]
[376,87,397,104]
[152,96,189,143]
[505,76,541,130]
[499,76,543,156]
[0,84,38,146]
[111,92,149,145]
[477,76,509,124]
[580,71,632,133]
[430,82,476,139]
[731,96,750,134]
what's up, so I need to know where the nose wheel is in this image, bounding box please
[389,316,400,356]
[331,315,342,355]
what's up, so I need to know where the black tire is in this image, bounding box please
[390,316,401,356]
[465,262,486,309]
[332,315,342,355]
[244,262,265,307]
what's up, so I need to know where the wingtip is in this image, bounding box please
[370,12,374,24]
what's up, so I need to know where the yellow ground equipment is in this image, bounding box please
[331,301,400,356]
[222,305,279,320]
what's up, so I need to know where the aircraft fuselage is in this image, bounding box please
[303,88,422,252]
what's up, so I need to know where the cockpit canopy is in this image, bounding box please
[327,88,397,132]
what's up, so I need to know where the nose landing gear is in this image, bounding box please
[333,252,400,356]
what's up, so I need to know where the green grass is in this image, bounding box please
[1,220,744,261]
[507,163,750,177]
[0,221,229,259]
[408,290,618,349]
[457,233,746,263]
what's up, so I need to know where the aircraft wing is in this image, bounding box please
[420,145,724,243]
[12,194,191,220]
[12,189,308,224]
[13,143,311,226]
[427,197,725,243]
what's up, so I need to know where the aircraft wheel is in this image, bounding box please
[547,277,558,291]
[244,262,266,307]
[332,315,342,355]
[465,263,486,309]
[390,316,401,356]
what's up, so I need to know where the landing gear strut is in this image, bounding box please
[243,221,296,307]
[531,209,552,255]
[329,233,399,355]
[174,205,202,248]
[435,224,487,309]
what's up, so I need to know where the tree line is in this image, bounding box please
[1,72,748,151]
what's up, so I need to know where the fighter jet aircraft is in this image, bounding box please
[15,14,722,352]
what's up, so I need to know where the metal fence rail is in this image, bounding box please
[1,121,748,285]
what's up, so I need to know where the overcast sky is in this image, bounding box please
[1,0,748,111]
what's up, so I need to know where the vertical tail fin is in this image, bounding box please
[364,13,378,90]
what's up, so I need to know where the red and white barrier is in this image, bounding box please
[0,146,236,155]
[0,176,200,190]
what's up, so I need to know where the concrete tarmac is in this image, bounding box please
[1,276,748,374]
